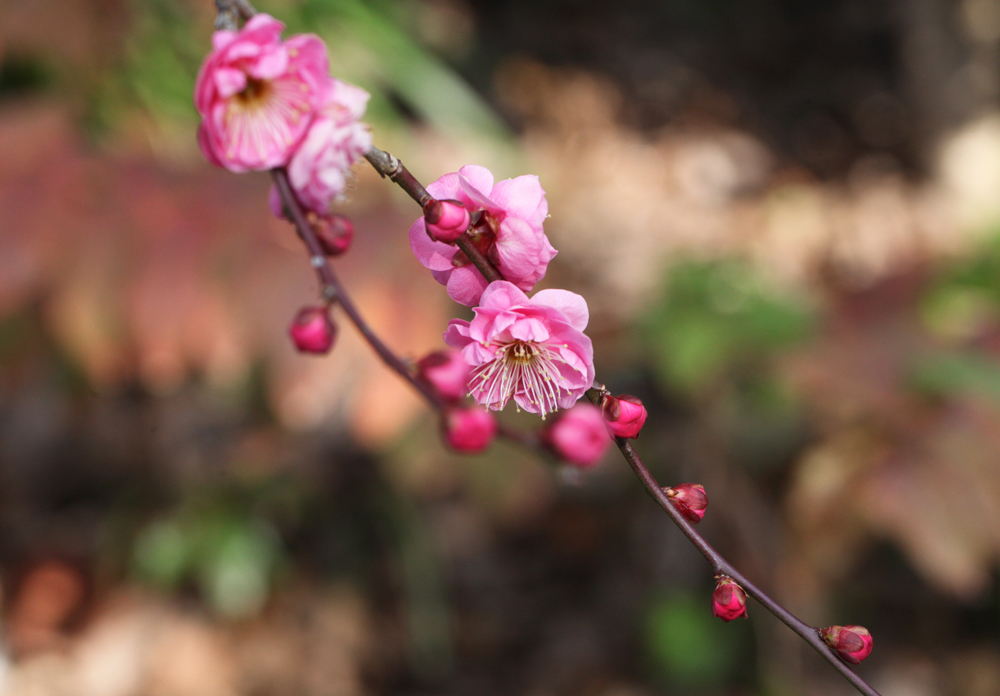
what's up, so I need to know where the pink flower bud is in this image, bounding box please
[443,407,497,453]
[712,577,748,622]
[820,625,873,664]
[289,306,336,354]
[542,403,611,468]
[601,394,648,439]
[417,350,471,402]
[665,483,708,523]
[314,214,354,256]
[423,199,471,243]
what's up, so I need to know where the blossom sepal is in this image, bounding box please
[289,306,336,354]
[820,625,873,664]
[665,483,708,523]
[712,577,748,622]
[601,394,648,439]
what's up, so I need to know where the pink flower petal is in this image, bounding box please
[409,219,459,271]
[530,289,589,332]
[446,265,490,306]
[489,175,545,226]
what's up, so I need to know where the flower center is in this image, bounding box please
[235,77,271,108]
[468,339,568,418]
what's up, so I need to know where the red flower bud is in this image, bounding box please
[541,403,611,468]
[313,214,354,256]
[424,199,471,243]
[443,407,497,453]
[417,349,471,402]
[665,483,708,523]
[601,394,647,439]
[820,625,873,664]
[712,577,748,622]
[289,306,336,354]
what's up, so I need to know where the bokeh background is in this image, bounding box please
[3,0,1000,693]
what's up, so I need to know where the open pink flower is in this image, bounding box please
[194,14,330,172]
[282,79,372,214]
[444,281,594,417]
[410,165,556,306]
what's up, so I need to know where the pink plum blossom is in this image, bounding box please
[417,349,472,402]
[283,79,372,214]
[195,14,331,172]
[410,165,556,306]
[542,402,610,468]
[443,407,497,453]
[444,281,594,417]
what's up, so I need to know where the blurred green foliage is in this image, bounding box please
[645,592,749,690]
[644,260,815,396]
[133,494,284,618]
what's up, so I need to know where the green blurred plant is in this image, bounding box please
[644,260,815,396]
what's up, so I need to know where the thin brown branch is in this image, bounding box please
[366,148,883,696]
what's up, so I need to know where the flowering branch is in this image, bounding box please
[205,3,882,694]
[272,168,445,410]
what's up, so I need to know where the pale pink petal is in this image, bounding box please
[508,317,550,343]
[409,220,459,271]
[443,320,473,349]
[530,289,589,332]
[446,266,490,306]
[478,281,530,311]
[494,218,544,283]
[458,165,495,197]
[249,45,289,80]
[213,67,247,98]
[489,175,545,226]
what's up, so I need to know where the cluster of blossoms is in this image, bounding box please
[195,12,873,673]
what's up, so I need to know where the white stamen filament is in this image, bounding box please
[468,340,570,418]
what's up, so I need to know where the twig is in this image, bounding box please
[271,168,445,410]
[210,4,881,693]
[364,146,883,696]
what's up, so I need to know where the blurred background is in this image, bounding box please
[2,0,1000,693]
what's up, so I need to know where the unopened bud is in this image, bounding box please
[443,407,497,453]
[820,625,873,664]
[417,349,471,402]
[541,403,611,468]
[601,393,648,439]
[289,306,336,354]
[424,199,471,243]
[665,483,708,523]
[712,577,748,622]
[313,214,354,256]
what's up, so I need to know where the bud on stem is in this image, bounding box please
[664,483,708,523]
[423,199,471,243]
[289,305,337,354]
[601,393,648,439]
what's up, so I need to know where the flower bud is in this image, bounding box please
[820,625,873,664]
[665,483,708,523]
[712,577,748,621]
[423,199,471,243]
[289,306,336,354]
[601,394,648,439]
[417,349,471,402]
[443,407,497,453]
[313,214,354,256]
[542,403,611,468]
